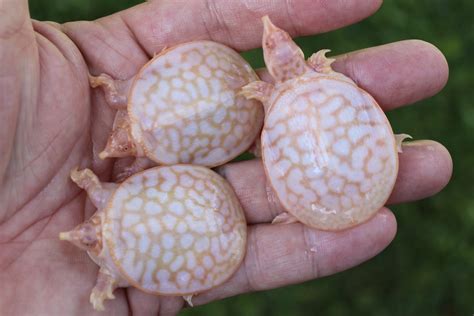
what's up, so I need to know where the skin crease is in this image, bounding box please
[0,0,452,315]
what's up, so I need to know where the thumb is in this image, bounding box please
[0,0,31,37]
[0,0,36,181]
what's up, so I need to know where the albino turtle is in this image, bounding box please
[241,16,410,231]
[91,40,264,174]
[59,165,246,310]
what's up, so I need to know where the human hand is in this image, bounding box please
[0,0,452,314]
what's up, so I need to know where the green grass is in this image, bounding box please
[29,0,474,315]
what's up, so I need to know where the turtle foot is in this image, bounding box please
[307,49,335,74]
[70,167,115,209]
[70,168,100,189]
[89,73,131,109]
[239,80,273,110]
[90,268,118,311]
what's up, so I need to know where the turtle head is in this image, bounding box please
[99,127,137,159]
[261,16,308,83]
[59,219,101,252]
[99,110,139,160]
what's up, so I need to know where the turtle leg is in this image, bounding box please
[70,168,117,209]
[99,110,142,160]
[89,73,132,109]
[115,157,156,182]
[239,81,273,114]
[272,212,299,225]
[307,49,335,74]
[395,133,413,153]
[90,267,120,311]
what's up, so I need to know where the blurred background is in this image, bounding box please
[29,0,473,315]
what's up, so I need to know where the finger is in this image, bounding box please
[256,40,449,111]
[387,140,452,204]
[0,0,30,37]
[193,208,396,305]
[125,287,185,315]
[120,0,382,53]
[221,140,452,224]
[125,288,160,315]
[0,0,35,180]
[333,40,449,110]
[64,0,382,69]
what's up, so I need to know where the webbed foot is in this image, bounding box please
[90,268,118,311]
[239,81,273,113]
[307,49,335,74]
[70,167,101,189]
[89,73,132,109]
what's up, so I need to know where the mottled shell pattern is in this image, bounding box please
[105,165,246,294]
[96,40,264,167]
[242,16,406,231]
[60,165,246,310]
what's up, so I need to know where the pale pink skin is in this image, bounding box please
[60,166,247,311]
[91,41,264,179]
[241,16,410,231]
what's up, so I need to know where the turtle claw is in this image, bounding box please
[90,292,106,312]
[183,294,194,307]
[90,291,115,311]
[395,133,413,153]
[272,212,299,225]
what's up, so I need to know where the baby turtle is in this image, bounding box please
[91,40,264,173]
[241,16,410,231]
[59,165,247,310]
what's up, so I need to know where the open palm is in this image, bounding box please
[0,0,452,315]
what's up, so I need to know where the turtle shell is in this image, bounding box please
[102,165,246,295]
[128,40,264,166]
[262,74,398,231]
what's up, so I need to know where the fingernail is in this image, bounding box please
[401,139,438,150]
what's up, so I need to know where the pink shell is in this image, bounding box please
[103,165,247,294]
[262,74,398,231]
[128,41,264,166]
